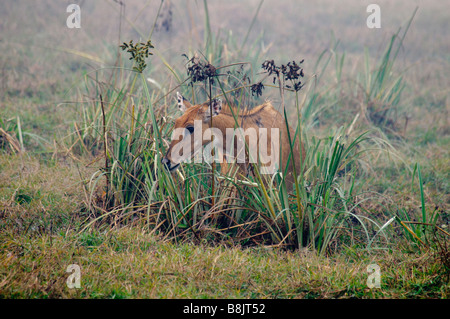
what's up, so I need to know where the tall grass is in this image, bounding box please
[0,116,25,154]
[62,3,445,255]
[0,115,49,154]
[359,8,418,134]
[395,163,450,251]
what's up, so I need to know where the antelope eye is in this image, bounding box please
[186,126,194,134]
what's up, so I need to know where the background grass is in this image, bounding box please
[0,0,449,298]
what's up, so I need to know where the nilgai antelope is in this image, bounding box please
[162,92,305,187]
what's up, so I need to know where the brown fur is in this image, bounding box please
[163,98,305,187]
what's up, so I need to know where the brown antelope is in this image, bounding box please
[162,92,305,187]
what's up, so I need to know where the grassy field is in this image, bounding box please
[0,0,449,299]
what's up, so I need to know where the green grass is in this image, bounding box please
[0,0,449,299]
[1,225,448,298]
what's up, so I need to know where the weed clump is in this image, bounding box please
[261,59,305,91]
[250,81,264,97]
[120,39,154,73]
[185,54,217,85]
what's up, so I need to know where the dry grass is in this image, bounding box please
[0,0,449,299]
[1,226,448,298]
[0,154,448,298]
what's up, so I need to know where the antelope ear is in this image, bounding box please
[176,92,192,113]
[204,98,222,119]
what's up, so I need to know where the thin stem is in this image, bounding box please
[100,94,109,202]
[122,73,138,121]
[209,76,215,207]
